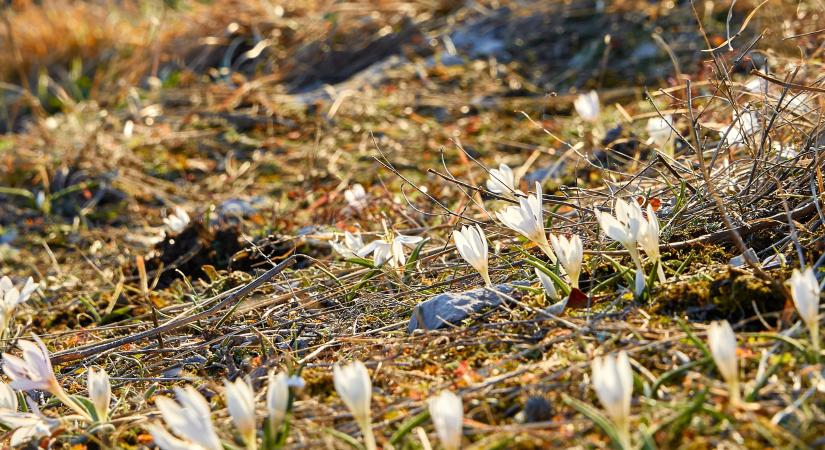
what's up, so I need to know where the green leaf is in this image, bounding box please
[523,255,571,296]
[650,357,709,399]
[322,427,365,450]
[70,395,100,422]
[346,257,376,269]
[562,394,625,449]
[389,410,429,444]
[404,239,428,274]
[677,318,711,359]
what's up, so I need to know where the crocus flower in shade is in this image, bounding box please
[496,182,556,262]
[148,424,199,450]
[1,335,92,420]
[646,115,674,155]
[163,207,190,235]
[225,378,257,450]
[357,228,423,268]
[574,90,600,123]
[789,268,821,352]
[87,367,111,421]
[535,268,559,302]
[707,320,740,405]
[154,386,223,450]
[453,225,492,287]
[550,234,583,288]
[594,198,644,271]
[333,361,376,450]
[0,381,18,411]
[637,204,666,283]
[344,184,368,211]
[634,269,646,299]
[0,408,57,447]
[331,231,366,259]
[2,335,60,393]
[267,371,290,433]
[0,276,37,335]
[591,352,633,449]
[486,164,518,196]
[428,391,463,450]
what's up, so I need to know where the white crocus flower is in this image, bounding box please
[707,320,740,405]
[646,115,674,156]
[225,378,257,450]
[486,164,518,196]
[574,91,600,123]
[789,268,821,353]
[163,207,190,235]
[0,381,18,410]
[637,204,665,283]
[2,335,60,393]
[331,231,366,259]
[496,182,556,262]
[154,386,223,450]
[267,371,290,433]
[591,351,633,449]
[333,361,376,450]
[0,276,37,335]
[0,408,58,447]
[453,225,491,286]
[344,184,368,211]
[634,269,646,298]
[550,234,583,288]
[535,268,559,302]
[2,335,92,420]
[87,367,111,421]
[286,375,305,390]
[357,229,423,268]
[428,391,463,450]
[149,424,202,450]
[594,198,644,271]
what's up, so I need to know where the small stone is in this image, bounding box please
[407,282,527,332]
[729,248,757,267]
[523,396,553,423]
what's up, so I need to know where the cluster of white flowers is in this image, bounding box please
[163,206,191,235]
[333,360,464,450]
[595,197,665,287]
[0,336,112,445]
[0,276,37,337]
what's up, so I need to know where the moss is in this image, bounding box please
[653,266,783,325]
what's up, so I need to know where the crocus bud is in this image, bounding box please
[428,391,463,450]
[333,361,376,450]
[224,378,257,450]
[87,367,111,421]
[707,320,740,405]
[267,371,290,432]
[789,268,821,352]
[453,225,491,287]
[591,351,633,448]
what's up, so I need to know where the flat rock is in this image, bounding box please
[408,282,527,332]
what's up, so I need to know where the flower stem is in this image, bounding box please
[656,262,666,283]
[359,419,377,450]
[615,417,631,450]
[728,378,741,407]
[52,386,93,422]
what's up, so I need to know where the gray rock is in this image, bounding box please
[729,248,757,267]
[408,282,527,332]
